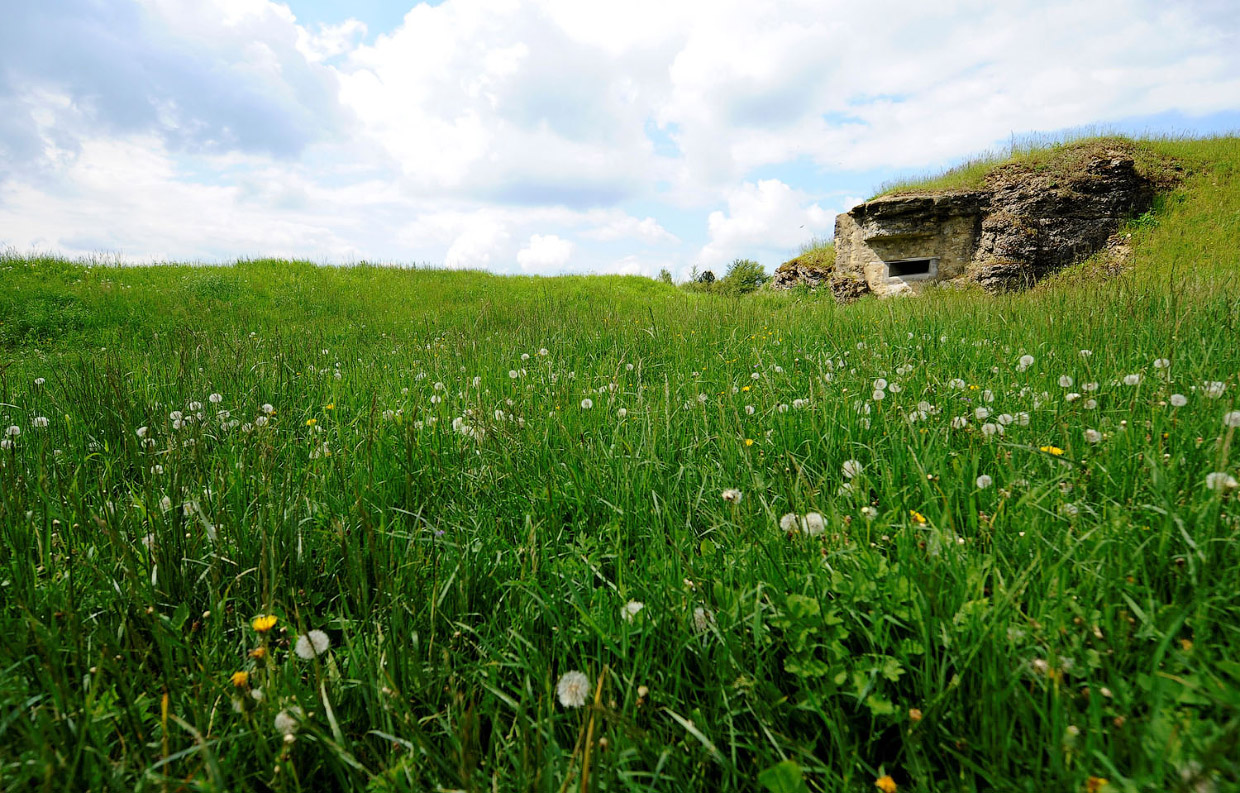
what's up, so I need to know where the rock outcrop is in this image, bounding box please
[769,255,833,290]
[777,140,1177,298]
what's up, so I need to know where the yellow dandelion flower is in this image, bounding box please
[249,646,267,660]
[741,386,751,392]
[876,775,898,793]
[1040,445,1064,456]
[1085,777,1108,793]
[230,670,249,687]
[325,403,334,410]
[306,418,316,426]
[744,438,754,447]
[252,614,278,633]
[909,510,927,524]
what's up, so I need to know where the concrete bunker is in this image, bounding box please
[772,140,1177,300]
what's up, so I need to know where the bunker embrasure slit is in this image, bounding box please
[886,258,937,280]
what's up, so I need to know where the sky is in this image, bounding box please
[1,0,1238,279]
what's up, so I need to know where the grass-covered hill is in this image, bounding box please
[1,135,1239,792]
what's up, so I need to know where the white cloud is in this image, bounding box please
[582,215,678,244]
[443,217,512,270]
[517,234,575,273]
[698,179,835,269]
[297,19,368,62]
[2,0,1239,274]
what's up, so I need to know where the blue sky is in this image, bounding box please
[1,0,1237,277]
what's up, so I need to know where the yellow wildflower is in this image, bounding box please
[1085,777,1108,793]
[230,670,249,688]
[909,510,927,525]
[325,403,334,410]
[1040,445,1064,456]
[252,614,278,633]
[744,439,754,447]
[249,646,267,660]
[876,775,898,793]
[741,386,751,392]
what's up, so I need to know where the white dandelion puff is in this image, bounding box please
[274,707,303,735]
[841,459,862,479]
[801,512,825,536]
[621,601,644,622]
[556,671,591,708]
[721,488,742,503]
[1170,394,1187,407]
[1206,472,1239,492]
[1224,411,1240,428]
[976,475,993,489]
[580,398,593,410]
[294,630,331,660]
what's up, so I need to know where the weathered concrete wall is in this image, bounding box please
[833,193,986,297]
[817,143,1166,300]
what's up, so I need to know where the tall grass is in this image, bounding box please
[0,137,1238,792]
[870,131,1228,199]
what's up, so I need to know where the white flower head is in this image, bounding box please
[801,512,825,536]
[1017,355,1035,371]
[841,459,862,479]
[976,475,993,489]
[556,670,591,708]
[1084,429,1102,444]
[1170,394,1187,407]
[621,600,644,622]
[31,416,49,428]
[1058,376,1073,388]
[209,393,223,404]
[294,630,331,660]
[779,513,798,532]
[1204,381,1226,399]
[721,488,742,503]
[580,398,593,410]
[1206,472,1239,492]
[274,707,303,735]
[1224,411,1240,428]
[692,607,714,633]
[1123,373,1142,386]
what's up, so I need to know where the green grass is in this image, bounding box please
[2,136,1240,792]
[869,132,1220,199]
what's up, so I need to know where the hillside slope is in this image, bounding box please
[1,137,1238,792]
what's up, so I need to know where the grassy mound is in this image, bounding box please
[872,134,1206,199]
[1,136,1239,792]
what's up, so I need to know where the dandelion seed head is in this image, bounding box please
[556,670,591,708]
[294,630,331,660]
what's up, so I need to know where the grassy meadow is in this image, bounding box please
[2,136,1239,792]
